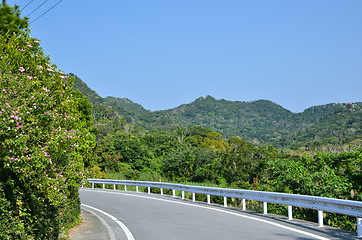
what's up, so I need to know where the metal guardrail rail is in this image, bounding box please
[86,179,362,237]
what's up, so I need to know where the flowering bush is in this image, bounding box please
[0,31,95,238]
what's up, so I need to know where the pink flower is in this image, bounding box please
[19,67,25,72]
[18,49,24,52]
[27,45,33,48]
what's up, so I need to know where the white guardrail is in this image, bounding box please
[86,179,362,237]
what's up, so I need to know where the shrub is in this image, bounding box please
[0,31,95,239]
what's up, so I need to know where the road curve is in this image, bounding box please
[79,188,343,240]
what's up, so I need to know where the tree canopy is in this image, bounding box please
[0,0,29,35]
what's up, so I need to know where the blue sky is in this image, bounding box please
[7,0,362,112]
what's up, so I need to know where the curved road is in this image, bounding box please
[79,188,347,240]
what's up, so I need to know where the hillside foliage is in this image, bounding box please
[73,76,361,150]
[0,3,95,238]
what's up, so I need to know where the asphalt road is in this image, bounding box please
[79,188,354,240]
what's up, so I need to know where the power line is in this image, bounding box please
[21,0,34,11]
[30,0,63,24]
[26,0,48,17]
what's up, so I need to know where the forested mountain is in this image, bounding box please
[288,103,362,149]
[73,76,361,148]
[139,96,296,142]
[103,96,149,123]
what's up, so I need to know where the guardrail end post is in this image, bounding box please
[124,185,127,192]
[102,183,105,189]
[288,205,293,220]
[182,191,185,200]
[192,192,195,202]
[161,188,163,195]
[224,197,227,207]
[318,210,324,227]
[173,189,176,197]
[92,183,94,189]
[136,186,139,192]
[113,184,116,190]
[242,199,246,211]
[357,217,361,238]
[263,202,267,214]
[207,195,211,204]
[148,187,150,194]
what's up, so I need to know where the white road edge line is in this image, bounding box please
[81,205,116,240]
[81,203,136,240]
[82,188,330,240]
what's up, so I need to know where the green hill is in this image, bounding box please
[139,96,297,143]
[288,102,362,149]
[73,76,361,148]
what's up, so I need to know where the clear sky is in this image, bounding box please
[7,0,362,112]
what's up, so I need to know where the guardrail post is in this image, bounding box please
[173,189,175,197]
[136,186,139,192]
[318,210,324,227]
[182,191,185,200]
[161,188,163,195]
[242,199,246,211]
[102,183,105,189]
[357,217,361,238]
[207,195,210,204]
[288,205,293,220]
[192,192,195,202]
[224,197,227,207]
[113,184,116,190]
[92,183,94,189]
[124,185,127,191]
[148,187,150,194]
[263,202,267,214]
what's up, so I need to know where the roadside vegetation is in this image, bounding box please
[0,2,95,239]
[95,125,361,232]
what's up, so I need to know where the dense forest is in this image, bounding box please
[73,76,361,232]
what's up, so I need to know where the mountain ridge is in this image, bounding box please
[72,75,361,148]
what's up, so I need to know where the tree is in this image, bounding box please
[0,0,29,35]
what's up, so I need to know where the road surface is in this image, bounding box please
[79,188,354,240]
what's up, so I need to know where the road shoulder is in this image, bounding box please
[68,207,111,240]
